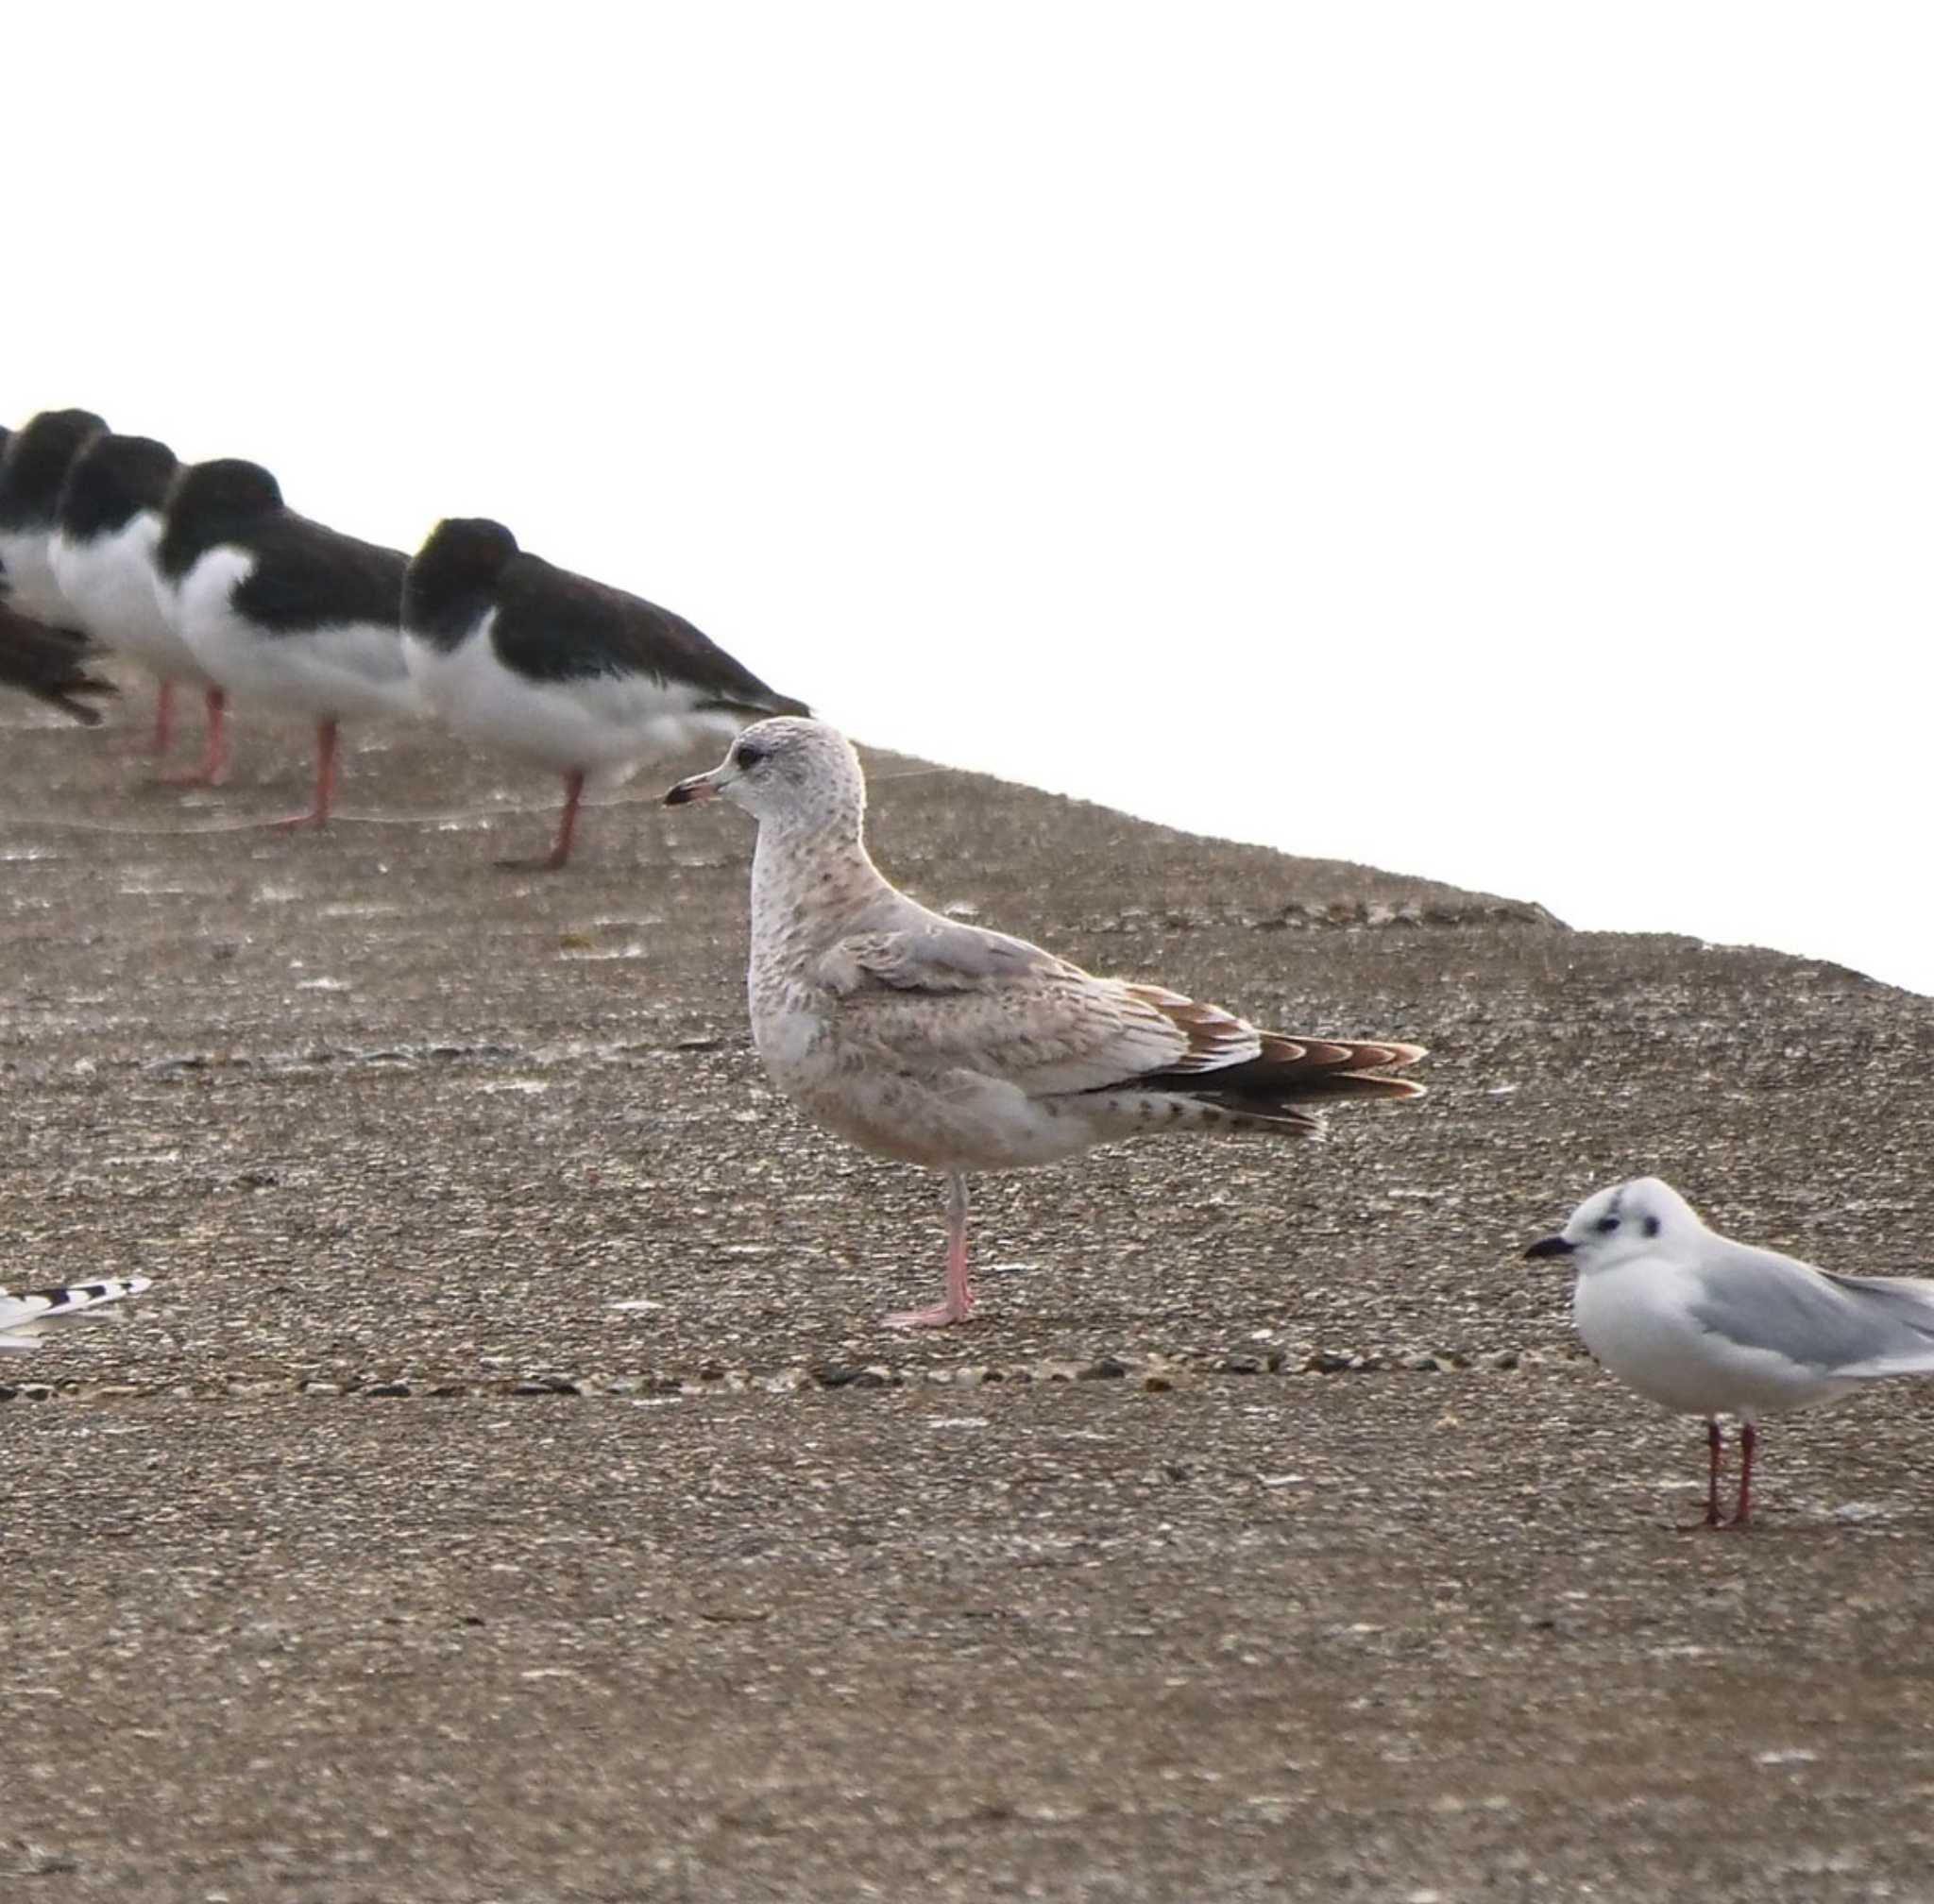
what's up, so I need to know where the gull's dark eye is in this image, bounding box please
[1642,1215,1661,1238]
[1595,1216,1621,1234]
[735,741,765,769]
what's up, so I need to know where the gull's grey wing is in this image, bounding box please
[823,917,1060,994]
[1817,1267,1934,1375]
[1688,1242,1934,1376]
[812,915,1420,1110]
[815,921,1229,1095]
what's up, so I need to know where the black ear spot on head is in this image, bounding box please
[1643,1215,1661,1238]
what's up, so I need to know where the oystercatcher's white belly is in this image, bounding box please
[0,528,71,624]
[403,611,738,781]
[175,547,418,723]
[50,516,210,682]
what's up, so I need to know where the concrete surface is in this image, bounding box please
[3,686,1931,1902]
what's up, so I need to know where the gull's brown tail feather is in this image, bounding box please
[1128,1026,1427,1105]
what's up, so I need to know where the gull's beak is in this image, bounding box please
[1524,1234,1576,1261]
[664,767,726,807]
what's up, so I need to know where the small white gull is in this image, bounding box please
[1527,1176,1934,1525]
[667,717,1426,1328]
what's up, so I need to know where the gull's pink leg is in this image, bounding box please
[268,717,338,829]
[884,1172,975,1329]
[499,768,585,872]
[159,688,229,787]
[1730,1420,1757,1527]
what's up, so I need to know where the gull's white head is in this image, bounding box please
[1524,1176,1705,1274]
[664,717,866,832]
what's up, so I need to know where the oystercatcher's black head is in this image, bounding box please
[155,458,286,580]
[168,458,284,526]
[58,434,179,540]
[0,408,110,524]
[402,517,520,641]
[417,517,517,581]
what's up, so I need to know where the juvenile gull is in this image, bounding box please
[52,431,229,777]
[1527,1176,1934,1526]
[156,459,416,824]
[667,718,1426,1327]
[402,518,809,870]
[1,1276,153,1350]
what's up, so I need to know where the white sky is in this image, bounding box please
[8,3,1931,992]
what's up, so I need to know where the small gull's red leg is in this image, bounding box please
[1677,1419,1727,1531]
[885,1172,975,1329]
[1731,1420,1756,1527]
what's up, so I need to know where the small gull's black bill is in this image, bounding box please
[1524,1234,1576,1260]
[664,775,720,807]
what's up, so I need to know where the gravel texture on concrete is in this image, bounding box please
[3,688,1931,1902]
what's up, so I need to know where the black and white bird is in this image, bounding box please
[0,600,117,723]
[0,1275,153,1350]
[1528,1177,1934,1526]
[402,518,809,870]
[51,432,229,778]
[156,459,418,825]
[0,408,109,624]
